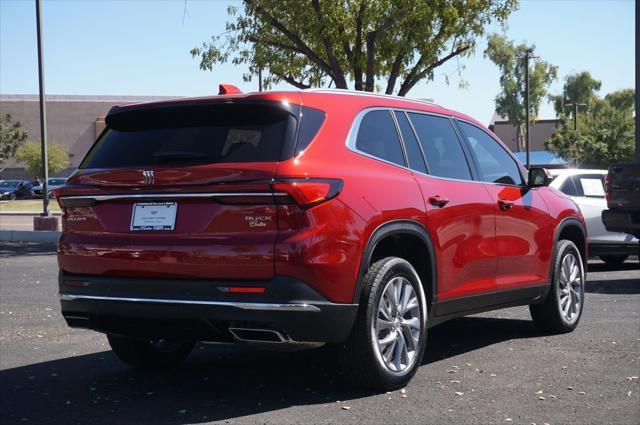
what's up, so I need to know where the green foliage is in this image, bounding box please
[0,114,29,172]
[15,141,69,178]
[484,34,557,150]
[545,90,635,167]
[191,0,519,95]
[549,71,601,117]
[603,88,635,113]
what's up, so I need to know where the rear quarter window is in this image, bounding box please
[355,110,405,167]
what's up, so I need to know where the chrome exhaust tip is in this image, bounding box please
[228,327,288,343]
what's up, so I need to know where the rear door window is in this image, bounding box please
[80,103,297,168]
[355,110,406,167]
[408,113,472,180]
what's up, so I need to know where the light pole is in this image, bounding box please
[35,0,49,216]
[522,49,537,170]
[564,102,587,131]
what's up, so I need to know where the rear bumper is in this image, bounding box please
[58,272,358,343]
[602,209,640,238]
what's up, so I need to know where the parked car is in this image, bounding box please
[0,180,33,200]
[32,177,67,198]
[602,162,640,242]
[56,87,588,390]
[549,169,638,265]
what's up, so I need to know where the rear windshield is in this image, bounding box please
[80,103,298,168]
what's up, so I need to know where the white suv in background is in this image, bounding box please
[550,169,638,265]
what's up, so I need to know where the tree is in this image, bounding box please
[549,71,601,117]
[0,114,29,172]
[191,0,518,95]
[603,88,635,113]
[15,141,69,178]
[484,34,557,151]
[546,89,635,167]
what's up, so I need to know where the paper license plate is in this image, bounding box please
[130,202,177,231]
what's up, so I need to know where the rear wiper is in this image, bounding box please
[154,151,207,162]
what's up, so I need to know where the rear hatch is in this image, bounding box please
[58,100,300,280]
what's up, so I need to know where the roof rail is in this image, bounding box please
[304,88,440,108]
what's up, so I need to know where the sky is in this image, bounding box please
[0,0,635,124]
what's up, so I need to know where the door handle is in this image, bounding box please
[498,199,514,211]
[429,195,450,208]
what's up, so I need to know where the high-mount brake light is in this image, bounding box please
[272,178,343,208]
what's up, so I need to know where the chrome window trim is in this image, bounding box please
[59,293,322,312]
[345,107,531,189]
[59,192,288,202]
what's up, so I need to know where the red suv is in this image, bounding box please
[57,87,587,390]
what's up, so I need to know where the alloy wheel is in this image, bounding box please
[372,276,421,374]
[557,252,583,324]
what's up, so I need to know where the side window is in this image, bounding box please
[355,110,405,166]
[457,121,524,186]
[576,174,606,198]
[559,176,579,196]
[394,111,427,173]
[407,113,472,180]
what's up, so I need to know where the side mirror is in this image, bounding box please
[528,167,550,188]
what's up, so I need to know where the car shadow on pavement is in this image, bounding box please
[0,242,56,258]
[0,316,541,425]
[424,317,543,364]
[586,278,640,294]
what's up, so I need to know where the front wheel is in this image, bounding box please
[338,257,428,391]
[107,334,194,369]
[530,240,585,333]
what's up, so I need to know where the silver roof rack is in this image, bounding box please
[304,88,441,108]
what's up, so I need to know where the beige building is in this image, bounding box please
[488,112,559,153]
[0,94,175,179]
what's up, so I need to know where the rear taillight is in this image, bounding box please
[272,178,343,208]
[605,173,610,202]
[51,188,64,208]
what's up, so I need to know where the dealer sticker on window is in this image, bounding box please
[130,202,177,231]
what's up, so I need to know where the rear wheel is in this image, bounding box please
[599,255,628,266]
[107,334,194,369]
[338,257,427,391]
[530,240,585,333]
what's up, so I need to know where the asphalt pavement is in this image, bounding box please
[1,243,638,425]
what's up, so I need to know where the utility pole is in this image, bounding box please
[522,49,537,169]
[258,67,263,92]
[564,102,587,131]
[35,0,49,216]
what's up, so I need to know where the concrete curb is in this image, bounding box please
[0,230,60,244]
[0,212,62,216]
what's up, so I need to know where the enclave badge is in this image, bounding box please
[142,170,155,185]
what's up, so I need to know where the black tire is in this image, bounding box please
[338,257,428,391]
[599,255,628,266]
[107,334,194,369]
[9,193,17,201]
[530,240,585,333]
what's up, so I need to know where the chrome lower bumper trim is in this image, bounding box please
[59,294,321,312]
